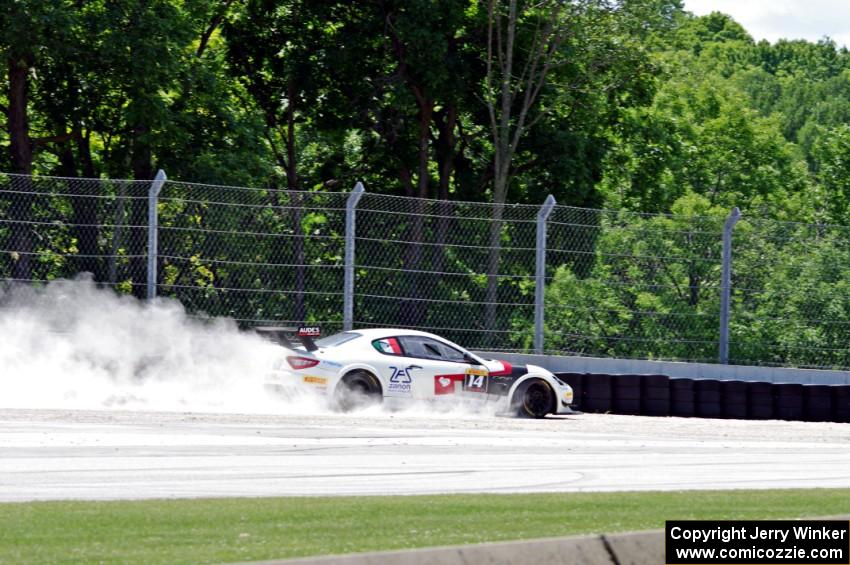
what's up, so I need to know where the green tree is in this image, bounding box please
[1,0,76,279]
[542,193,725,361]
[731,220,850,368]
[602,68,812,218]
[812,125,850,224]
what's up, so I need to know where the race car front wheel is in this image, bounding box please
[514,378,554,419]
[334,371,382,412]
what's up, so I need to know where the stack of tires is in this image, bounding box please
[834,387,850,423]
[695,379,722,418]
[555,371,850,423]
[582,373,613,413]
[669,378,694,417]
[641,375,670,417]
[803,386,833,422]
[721,381,748,419]
[747,382,773,420]
[774,384,805,421]
[612,375,641,415]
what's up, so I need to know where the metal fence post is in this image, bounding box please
[147,169,167,300]
[343,182,365,331]
[719,207,741,364]
[535,195,557,354]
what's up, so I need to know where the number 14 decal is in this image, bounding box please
[464,372,487,392]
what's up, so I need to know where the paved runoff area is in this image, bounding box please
[2,408,850,502]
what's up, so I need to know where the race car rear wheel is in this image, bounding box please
[514,378,554,419]
[334,371,382,412]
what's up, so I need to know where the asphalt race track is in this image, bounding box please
[2,408,850,502]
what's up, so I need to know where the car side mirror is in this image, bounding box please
[463,354,479,365]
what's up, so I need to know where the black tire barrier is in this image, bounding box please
[721,380,748,419]
[641,374,670,388]
[670,378,695,417]
[554,373,584,410]
[834,386,850,423]
[747,381,774,420]
[641,374,670,417]
[773,383,804,421]
[695,379,722,418]
[612,374,641,415]
[582,373,612,413]
[562,371,850,423]
[803,385,833,422]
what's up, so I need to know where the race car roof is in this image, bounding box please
[350,328,449,339]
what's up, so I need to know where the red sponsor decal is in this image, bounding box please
[489,360,513,376]
[434,374,464,395]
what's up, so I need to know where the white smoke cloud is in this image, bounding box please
[0,276,305,412]
[0,277,499,419]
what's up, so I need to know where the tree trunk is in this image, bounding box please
[290,191,306,324]
[400,100,433,327]
[108,181,128,284]
[484,0,515,340]
[484,200,505,340]
[130,126,153,298]
[285,85,306,323]
[482,0,566,343]
[78,130,97,178]
[7,56,34,281]
[54,126,104,281]
[76,130,107,281]
[433,105,457,277]
[484,165,509,342]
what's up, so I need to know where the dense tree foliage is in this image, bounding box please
[4,1,848,214]
[3,1,850,365]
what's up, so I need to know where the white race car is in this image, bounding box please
[258,327,574,418]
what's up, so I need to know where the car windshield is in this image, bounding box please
[314,331,361,348]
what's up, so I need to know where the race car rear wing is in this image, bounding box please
[255,326,321,352]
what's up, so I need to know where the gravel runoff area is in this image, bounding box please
[1,408,850,502]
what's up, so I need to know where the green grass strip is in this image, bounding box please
[1,489,848,564]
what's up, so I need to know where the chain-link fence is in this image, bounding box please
[2,171,849,369]
[156,179,348,334]
[353,193,541,351]
[542,207,727,363]
[0,174,151,291]
[731,218,850,368]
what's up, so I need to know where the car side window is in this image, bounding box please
[372,337,403,356]
[398,336,442,360]
[436,342,467,362]
[398,336,466,362]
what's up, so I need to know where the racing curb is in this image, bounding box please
[239,529,662,565]
[239,516,850,565]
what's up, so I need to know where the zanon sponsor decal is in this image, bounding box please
[388,365,417,394]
